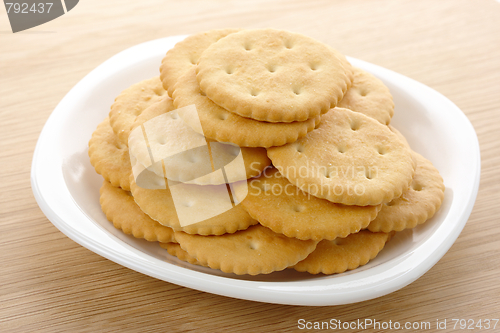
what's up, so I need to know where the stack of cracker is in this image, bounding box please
[89,29,445,276]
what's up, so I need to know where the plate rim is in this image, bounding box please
[31,35,481,306]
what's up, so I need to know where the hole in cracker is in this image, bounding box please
[267,64,277,73]
[310,63,320,71]
[338,146,346,154]
[295,144,304,153]
[365,169,374,180]
[183,201,194,207]
[244,43,252,51]
[377,147,387,155]
[217,113,228,121]
[292,87,301,95]
[350,121,360,131]
[412,183,423,191]
[250,89,260,97]
[189,58,196,65]
[249,242,258,250]
[170,112,179,120]
[226,67,234,74]
[284,39,293,49]
[293,205,305,213]
[158,137,167,145]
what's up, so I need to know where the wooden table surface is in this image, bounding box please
[1,0,500,332]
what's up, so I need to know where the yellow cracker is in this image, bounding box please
[160,28,241,97]
[128,95,271,183]
[196,28,351,122]
[174,225,318,275]
[172,68,321,147]
[100,181,176,243]
[109,77,168,144]
[88,118,131,190]
[368,151,445,232]
[267,108,415,206]
[241,168,382,241]
[160,242,206,266]
[293,230,392,274]
[338,67,394,125]
[130,175,257,235]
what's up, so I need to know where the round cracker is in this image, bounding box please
[267,108,415,206]
[174,225,318,275]
[100,181,176,243]
[196,29,351,122]
[172,68,321,147]
[293,230,392,275]
[337,67,394,125]
[129,176,257,235]
[128,94,272,184]
[109,77,167,144]
[241,168,382,241]
[368,151,445,232]
[89,118,131,190]
[160,28,241,97]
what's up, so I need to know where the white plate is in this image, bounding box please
[31,35,480,306]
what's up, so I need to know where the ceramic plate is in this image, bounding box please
[31,35,480,306]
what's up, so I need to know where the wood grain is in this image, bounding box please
[1,0,500,332]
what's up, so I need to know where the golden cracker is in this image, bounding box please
[368,151,445,232]
[89,118,131,190]
[109,77,168,144]
[267,108,415,206]
[129,175,258,235]
[100,181,176,243]
[241,168,382,241]
[196,29,351,122]
[338,67,394,125]
[160,28,241,97]
[172,68,321,147]
[174,225,318,275]
[293,230,392,274]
